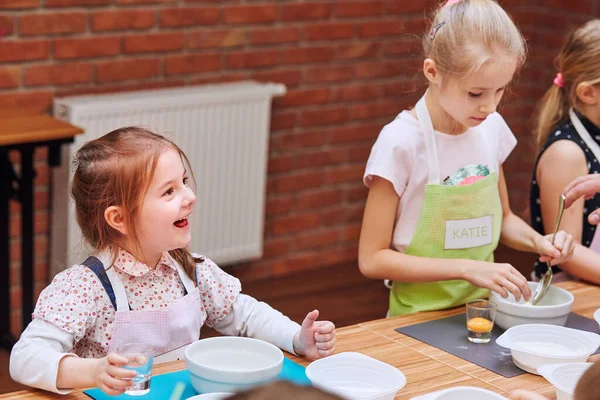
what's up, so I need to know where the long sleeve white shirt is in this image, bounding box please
[10,251,300,394]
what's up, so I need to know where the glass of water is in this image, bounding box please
[466,299,496,343]
[116,343,154,396]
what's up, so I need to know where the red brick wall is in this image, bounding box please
[2,0,598,335]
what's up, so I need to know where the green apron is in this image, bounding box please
[389,95,502,316]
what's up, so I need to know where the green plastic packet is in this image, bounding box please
[442,164,490,186]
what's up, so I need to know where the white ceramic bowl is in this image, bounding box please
[187,394,234,400]
[490,282,574,331]
[496,324,600,375]
[305,352,406,400]
[410,386,507,400]
[185,337,283,394]
[538,363,593,400]
[593,309,600,331]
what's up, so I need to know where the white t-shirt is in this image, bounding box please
[363,110,517,253]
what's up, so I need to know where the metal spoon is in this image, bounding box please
[531,194,566,305]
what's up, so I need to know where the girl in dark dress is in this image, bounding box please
[531,19,600,284]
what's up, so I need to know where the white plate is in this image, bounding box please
[410,386,507,400]
[593,309,600,331]
[538,363,592,400]
[306,352,406,400]
[187,393,233,400]
[496,324,600,374]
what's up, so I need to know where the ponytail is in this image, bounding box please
[535,84,570,151]
[535,19,600,151]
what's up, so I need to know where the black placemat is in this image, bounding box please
[395,312,599,378]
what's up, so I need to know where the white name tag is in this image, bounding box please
[445,215,493,250]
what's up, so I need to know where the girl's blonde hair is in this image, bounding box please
[424,0,526,79]
[71,127,201,280]
[536,19,600,150]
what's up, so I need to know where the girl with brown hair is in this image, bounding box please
[10,127,336,395]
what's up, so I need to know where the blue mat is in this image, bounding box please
[84,357,311,399]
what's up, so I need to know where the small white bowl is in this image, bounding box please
[410,386,507,400]
[187,394,234,400]
[490,282,574,331]
[185,337,283,394]
[593,309,600,331]
[305,352,406,400]
[538,363,593,400]
[496,324,600,375]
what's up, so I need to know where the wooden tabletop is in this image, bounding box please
[0,114,83,146]
[3,280,598,399]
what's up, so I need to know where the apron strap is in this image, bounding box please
[175,261,197,294]
[415,95,441,185]
[86,254,195,312]
[104,267,134,312]
[570,108,600,161]
[105,260,193,312]
[82,256,132,312]
[415,93,497,184]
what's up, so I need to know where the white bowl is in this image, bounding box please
[593,309,600,331]
[538,363,593,400]
[410,386,507,400]
[185,337,283,394]
[187,394,234,400]
[490,282,574,330]
[496,324,600,375]
[305,352,406,400]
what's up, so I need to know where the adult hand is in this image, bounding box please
[563,174,600,224]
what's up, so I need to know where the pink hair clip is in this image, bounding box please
[446,0,461,5]
[553,72,565,88]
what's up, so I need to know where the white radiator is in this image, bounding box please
[50,81,286,274]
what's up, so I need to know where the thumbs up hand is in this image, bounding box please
[293,309,336,360]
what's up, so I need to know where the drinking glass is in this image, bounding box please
[116,343,154,396]
[466,299,496,343]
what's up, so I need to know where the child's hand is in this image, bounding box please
[463,261,531,301]
[510,390,549,400]
[93,353,136,396]
[293,309,336,360]
[536,230,574,266]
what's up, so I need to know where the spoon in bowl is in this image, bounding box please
[531,194,566,305]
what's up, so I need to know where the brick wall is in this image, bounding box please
[2,0,599,336]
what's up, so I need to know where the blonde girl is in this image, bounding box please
[358,0,575,316]
[531,19,600,284]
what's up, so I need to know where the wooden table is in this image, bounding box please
[0,114,83,350]
[3,281,598,399]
